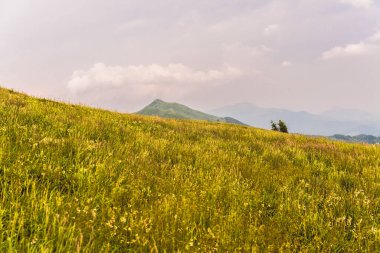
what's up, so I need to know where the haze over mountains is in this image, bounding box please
[137,99,380,137]
[210,103,380,136]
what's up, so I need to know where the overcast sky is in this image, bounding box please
[1,0,379,113]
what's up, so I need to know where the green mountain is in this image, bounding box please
[2,87,380,251]
[137,99,247,126]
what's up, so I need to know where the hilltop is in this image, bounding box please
[1,87,380,252]
[137,99,247,126]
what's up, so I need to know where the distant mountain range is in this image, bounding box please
[137,100,380,140]
[137,99,247,126]
[329,134,380,144]
[209,103,380,136]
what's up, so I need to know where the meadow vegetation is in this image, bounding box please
[1,87,380,252]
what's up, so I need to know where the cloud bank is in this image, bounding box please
[322,31,380,59]
[322,42,373,59]
[67,63,242,95]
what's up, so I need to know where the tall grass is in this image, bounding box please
[1,88,380,252]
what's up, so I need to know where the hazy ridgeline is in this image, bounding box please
[1,88,380,252]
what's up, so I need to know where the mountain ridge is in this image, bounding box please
[329,134,380,144]
[210,103,380,136]
[137,99,248,126]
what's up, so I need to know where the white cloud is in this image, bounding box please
[339,0,373,9]
[369,31,380,42]
[264,24,279,36]
[322,42,372,59]
[222,43,271,57]
[281,61,293,67]
[67,63,242,94]
[117,18,150,32]
[322,31,380,60]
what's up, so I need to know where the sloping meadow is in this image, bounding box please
[1,88,380,252]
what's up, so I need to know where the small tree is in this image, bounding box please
[278,120,288,133]
[271,120,279,131]
[270,120,288,133]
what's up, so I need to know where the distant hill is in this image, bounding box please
[137,99,247,126]
[210,103,380,136]
[329,134,380,144]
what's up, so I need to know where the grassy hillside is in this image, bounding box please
[1,88,380,252]
[137,99,247,126]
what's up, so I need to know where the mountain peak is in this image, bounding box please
[137,100,247,126]
[150,99,165,105]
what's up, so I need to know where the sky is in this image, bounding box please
[1,0,380,114]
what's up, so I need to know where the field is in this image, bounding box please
[1,87,380,252]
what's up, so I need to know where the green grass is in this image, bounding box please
[1,87,380,252]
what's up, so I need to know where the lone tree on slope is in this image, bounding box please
[278,120,288,133]
[271,120,279,131]
[271,120,288,133]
